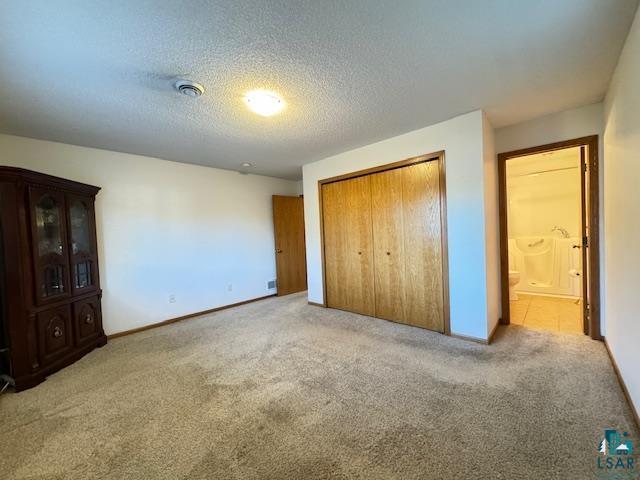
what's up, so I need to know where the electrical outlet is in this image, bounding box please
[267,279,277,290]
[169,294,176,303]
[227,284,233,292]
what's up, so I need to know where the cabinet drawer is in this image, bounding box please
[37,305,73,364]
[72,296,102,346]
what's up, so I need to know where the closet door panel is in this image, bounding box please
[321,180,342,310]
[370,168,405,323]
[322,180,345,310]
[402,162,444,331]
[322,176,375,316]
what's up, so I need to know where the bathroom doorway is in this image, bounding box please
[498,136,601,340]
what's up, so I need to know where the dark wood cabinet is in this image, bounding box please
[0,167,106,391]
[67,194,100,296]
[37,305,73,364]
[72,296,102,347]
[28,186,72,305]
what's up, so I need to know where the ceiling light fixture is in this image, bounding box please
[241,162,253,168]
[244,90,284,117]
[175,80,205,97]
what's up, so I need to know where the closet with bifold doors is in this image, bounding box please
[320,153,449,333]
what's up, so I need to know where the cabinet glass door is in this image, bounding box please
[67,195,98,293]
[29,188,71,303]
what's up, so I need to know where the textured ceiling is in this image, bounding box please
[1,0,637,179]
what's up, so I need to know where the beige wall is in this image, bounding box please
[506,150,582,239]
[603,6,640,415]
[0,134,298,335]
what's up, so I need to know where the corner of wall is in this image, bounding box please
[481,113,501,338]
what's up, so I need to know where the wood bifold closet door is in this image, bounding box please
[322,160,445,332]
[322,176,375,316]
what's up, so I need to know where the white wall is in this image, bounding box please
[303,110,495,340]
[483,113,500,336]
[0,134,298,335]
[495,102,604,155]
[603,6,640,416]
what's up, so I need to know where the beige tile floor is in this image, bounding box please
[510,293,584,334]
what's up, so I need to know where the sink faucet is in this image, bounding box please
[551,225,570,238]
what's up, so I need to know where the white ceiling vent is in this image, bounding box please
[174,80,204,97]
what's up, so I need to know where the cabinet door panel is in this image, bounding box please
[29,187,71,305]
[37,305,73,364]
[402,162,444,331]
[322,176,375,316]
[67,194,100,295]
[73,296,102,346]
[370,168,405,323]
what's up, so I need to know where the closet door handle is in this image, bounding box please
[357,251,362,255]
[386,251,391,256]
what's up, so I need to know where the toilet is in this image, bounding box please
[508,270,521,301]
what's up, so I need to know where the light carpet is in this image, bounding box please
[1,292,637,479]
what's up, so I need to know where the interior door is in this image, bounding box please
[401,162,444,331]
[272,195,307,296]
[370,168,406,323]
[579,146,590,334]
[322,176,375,316]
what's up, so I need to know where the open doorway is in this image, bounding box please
[498,136,601,340]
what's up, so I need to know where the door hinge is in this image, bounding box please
[583,235,589,248]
